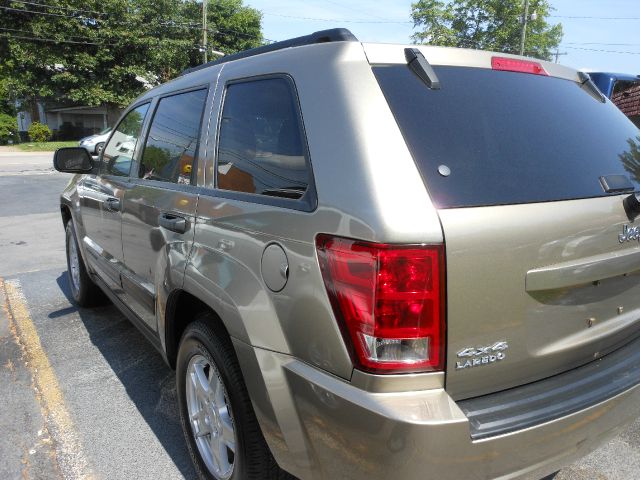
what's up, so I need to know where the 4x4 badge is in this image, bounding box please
[456,341,508,370]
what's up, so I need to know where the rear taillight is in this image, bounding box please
[491,56,548,76]
[316,235,445,374]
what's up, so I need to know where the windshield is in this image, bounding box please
[99,127,112,135]
[374,65,640,208]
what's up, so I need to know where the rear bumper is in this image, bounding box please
[233,339,640,480]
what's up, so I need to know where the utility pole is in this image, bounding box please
[519,0,530,56]
[553,49,567,63]
[202,0,208,64]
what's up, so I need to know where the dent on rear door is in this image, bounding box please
[120,88,209,333]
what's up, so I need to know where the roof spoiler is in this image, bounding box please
[181,28,358,76]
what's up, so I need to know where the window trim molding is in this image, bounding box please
[211,73,318,213]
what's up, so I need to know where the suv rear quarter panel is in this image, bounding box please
[186,41,444,381]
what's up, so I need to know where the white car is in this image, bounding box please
[78,127,111,155]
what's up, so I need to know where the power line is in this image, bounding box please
[318,0,389,22]
[260,10,640,24]
[0,4,101,20]
[549,14,640,20]
[0,26,105,42]
[5,0,108,17]
[562,45,640,55]
[0,32,107,45]
[262,12,412,24]
[565,41,640,47]
[1,5,269,43]
[0,28,269,48]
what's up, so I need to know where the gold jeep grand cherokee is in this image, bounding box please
[54,29,640,480]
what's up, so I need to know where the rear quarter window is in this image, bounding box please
[216,76,312,202]
[374,65,640,208]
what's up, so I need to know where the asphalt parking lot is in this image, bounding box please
[1,149,640,480]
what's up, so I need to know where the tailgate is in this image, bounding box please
[441,196,640,399]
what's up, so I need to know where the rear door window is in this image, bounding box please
[374,65,640,208]
[139,89,207,184]
[216,77,310,200]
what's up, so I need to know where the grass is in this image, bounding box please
[16,141,78,152]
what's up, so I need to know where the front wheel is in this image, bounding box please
[176,316,290,480]
[95,142,105,155]
[65,221,104,307]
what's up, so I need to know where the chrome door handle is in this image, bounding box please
[105,197,121,212]
[158,213,187,234]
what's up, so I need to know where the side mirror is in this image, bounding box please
[53,147,94,173]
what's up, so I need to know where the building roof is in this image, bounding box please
[612,83,640,118]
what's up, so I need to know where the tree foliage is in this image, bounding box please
[411,0,563,61]
[0,112,18,144]
[0,0,263,114]
[27,121,52,142]
[621,135,640,184]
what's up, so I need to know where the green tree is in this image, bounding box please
[0,0,262,121]
[28,121,52,142]
[141,144,172,173]
[0,112,18,144]
[620,135,640,183]
[411,0,563,61]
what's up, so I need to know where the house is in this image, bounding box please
[589,72,640,128]
[611,82,640,128]
[17,101,121,141]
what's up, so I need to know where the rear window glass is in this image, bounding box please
[374,65,640,208]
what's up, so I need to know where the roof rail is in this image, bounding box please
[181,28,358,76]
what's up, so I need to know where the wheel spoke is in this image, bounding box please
[211,374,224,407]
[193,363,211,403]
[209,434,229,473]
[219,408,235,452]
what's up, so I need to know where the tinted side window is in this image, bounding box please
[102,104,149,176]
[139,89,207,184]
[217,77,309,199]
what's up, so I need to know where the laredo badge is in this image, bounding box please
[456,341,509,370]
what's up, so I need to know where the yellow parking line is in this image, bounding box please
[2,277,93,479]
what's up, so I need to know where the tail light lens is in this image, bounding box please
[316,235,445,374]
[491,56,548,76]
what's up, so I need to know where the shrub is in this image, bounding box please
[28,121,52,142]
[0,113,18,144]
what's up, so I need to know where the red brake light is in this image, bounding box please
[316,235,445,374]
[491,56,548,76]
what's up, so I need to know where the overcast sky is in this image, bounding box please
[244,0,640,73]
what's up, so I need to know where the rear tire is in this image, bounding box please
[176,315,291,480]
[540,472,559,480]
[65,221,104,307]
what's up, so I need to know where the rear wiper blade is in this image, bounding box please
[405,48,441,90]
[579,72,606,103]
